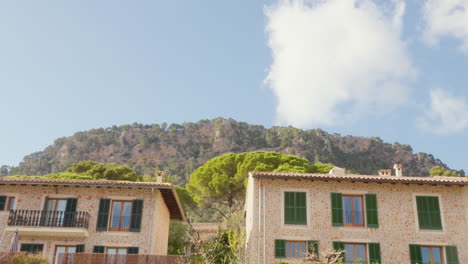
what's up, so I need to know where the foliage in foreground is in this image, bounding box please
[12,253,48,264]
[168,220,192,255]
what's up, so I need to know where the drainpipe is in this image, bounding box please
[263,182,266,264]
[257,179,262,264]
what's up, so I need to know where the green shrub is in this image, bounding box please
[12,253,48,264]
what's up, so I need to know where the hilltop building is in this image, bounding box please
[245,165,467,264]
[0,177,184,263]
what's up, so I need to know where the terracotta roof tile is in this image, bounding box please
[250,171,468,186]
[0,177,171,188]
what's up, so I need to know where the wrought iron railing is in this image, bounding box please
[7,210,90,228]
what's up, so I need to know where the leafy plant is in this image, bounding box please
[12,253,48,264]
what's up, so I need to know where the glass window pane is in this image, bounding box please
[344,244,354,264]
[55,247,65,264]
[67,247,76,253]
[421,247,431,264]
[356,245,366,263]
[111,202,122,228]
[107,248,117,254]
[9,198,15,210]
[47,200,57,211]
[432,247,442,264]
[343,197,352,224]
[354,197,363,225]
[118,248,127,254]
[122,202,132,228]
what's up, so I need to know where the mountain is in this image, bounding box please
[2,118,462,185]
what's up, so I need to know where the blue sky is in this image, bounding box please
[0,0,467,173]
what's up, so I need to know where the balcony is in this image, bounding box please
[6,210,90,238]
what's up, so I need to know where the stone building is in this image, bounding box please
[0,177,184,263]
[245,165,467,264]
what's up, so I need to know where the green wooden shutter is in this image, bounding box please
[416,196,442,230]
[297,192,307,225]
[130,200,143,232]
[307,240,319,257]
[64,198,78,227]
[333,241,345,260]
[409,244,422,264]
[331,193,343,226]
[284,192,291,224]
[96,199,110,231]
[284,192,307,225]
[76,245,85,253]
[368,243,381,264]
[0,196,6,211]
[428,197,442,229]
[365,194,379,228]
[445,246,459,264]
[93,246,105,253]
[275,239,286,258]
[128,247,139,254]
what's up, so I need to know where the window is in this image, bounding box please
[421,246,443,264]
[285,241,307,258]
[284,192,307,225]
[6,197,15,210]
[110,201,132,231]
[343,195,364,226]
[416,196,442,230]
[45,198,67,226]
[20,244,44,253]
[54,245,76,264]
[344,243,367,264]
[106,247,128,264]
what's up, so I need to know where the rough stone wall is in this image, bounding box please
[0,184,171,262]
[246,177,468,264]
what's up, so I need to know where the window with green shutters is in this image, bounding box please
[96,199,111,231]
[445,246,459,264]
[416,196,442,230]
[332,241,345,260]
[93,246,105,253]
[284,192,307,225]
[130,199,144,232]
[307,240,319,257]
[128,247,139,254]
[75,244,85,253]
[368,243,381,263]
[0,196,6,211]
[365,194,379,228]
[331,193,343,226]
[409,244,422,264]
[275,239,286,258]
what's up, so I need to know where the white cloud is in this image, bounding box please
[423,0,468,53]
[420,89,468,134]
[264,0,415,128]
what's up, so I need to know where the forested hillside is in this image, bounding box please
[1,118,462,185]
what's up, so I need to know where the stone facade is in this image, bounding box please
[0,179,183,263]
[245,172,468,264]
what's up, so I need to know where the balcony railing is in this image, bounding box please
[8,210,90,228]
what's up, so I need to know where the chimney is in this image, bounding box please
[156,171,164,183]
[393,164,403,177]
[378,169,392,176]
[329,167,346,176]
